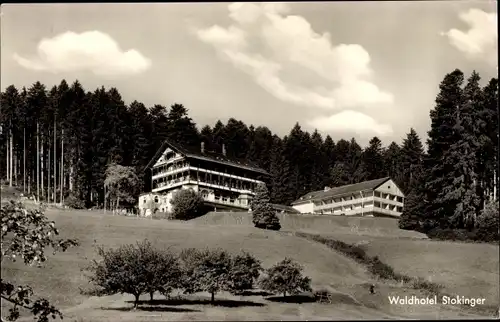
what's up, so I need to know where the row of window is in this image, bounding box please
[152,161,188,176]
[315,192,403,206]
[143,191,247,208]
[318,202,403,213]
[152,172,258,192]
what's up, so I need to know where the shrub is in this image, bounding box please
[227,251,262,294]
[170,189,205,220]
[1,201,79,322]
[426,228,479,242]
[64,194,85,209]
[259,257,312,297]
[84,240,181,309]
[475,200,499,242]
[251,183,281,231]
[180,248,233,304]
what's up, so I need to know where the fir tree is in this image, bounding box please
[251,182,281,231]
[361,136,385,180]
[423,69,465,231]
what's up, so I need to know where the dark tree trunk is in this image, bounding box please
[150,291,154,302]
[211,292,215,304]
[283,291,286,297]
[134,294,140,310]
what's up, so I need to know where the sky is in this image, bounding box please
[1,2,498,147]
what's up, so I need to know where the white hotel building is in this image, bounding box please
[138,140,269,216]
[291,177,405,218]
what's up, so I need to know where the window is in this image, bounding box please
[154,196,159,203]
[388,185,390,189]
[143,199,146,204]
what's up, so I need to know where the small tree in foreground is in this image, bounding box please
[181,248,232,304]
[1,201,79,322]
[84,240,181,309]
[259,258,312,298]
[251,183,281,231]
[170,189,205,220]
[227,251,262,295]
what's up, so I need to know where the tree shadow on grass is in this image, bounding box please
[265,294,316,304]
[235,290,274,297]
[128,298,266,308]
[101,306,200,312]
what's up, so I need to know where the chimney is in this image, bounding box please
[201,141,205,154]
[324,186,330,192]
[222,144,226,156]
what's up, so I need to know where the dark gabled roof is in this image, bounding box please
[291,177,391,205]
[270,203,301,214]
[145,138,269,176]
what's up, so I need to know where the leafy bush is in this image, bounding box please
[426,228,478,241]
[64,194,85,209]
[84,240,181,309]
[258,257,312,297]
[475,200,499,242]
[227,251,262,294]
[170,189,206,220]
[1,201,79,322]
[251,183,281,231]
[180,248,233,303]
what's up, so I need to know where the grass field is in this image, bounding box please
[1,202,498,320]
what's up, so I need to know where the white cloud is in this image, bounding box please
[442,8,498,65]
[194,3,393,112]
[307,110,393,136]
[13,31,151,77]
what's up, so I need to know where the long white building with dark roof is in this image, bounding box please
[291,177,405,218]
[139,139,269,216]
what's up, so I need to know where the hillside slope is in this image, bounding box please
[192,211,428,239]
[2,208,492,320]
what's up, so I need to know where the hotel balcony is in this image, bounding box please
[152,165,262,184]
[152,178,256,195]
[314,196,374,211]
[317,205,401,218]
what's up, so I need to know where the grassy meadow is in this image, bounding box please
[1,197,498,320]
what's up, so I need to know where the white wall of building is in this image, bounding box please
[292,202,315,214]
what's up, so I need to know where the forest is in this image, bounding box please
[1,68,498,234]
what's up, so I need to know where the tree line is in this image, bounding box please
[1,68,498,234]
[1,80,425,206]
[400,70,498,236]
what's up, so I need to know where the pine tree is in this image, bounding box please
[423,69,465,231]
[150,104,170,151]
[310,130,328,190]
[347,138,365,183]
[478,78,499,202]
[442,71,482,229]
[323,135,336,170]
[361,136,385,180]
[167,103,200,147]
[251,182,281,231]
[224,118,250,159]
[400,129,424,193]
[269,136,294,204]
[384,141,402,184]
